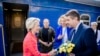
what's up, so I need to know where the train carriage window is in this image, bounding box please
[80,14,90,25]
[97,16,100,30]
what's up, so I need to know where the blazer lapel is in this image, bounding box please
[72,23,83,44]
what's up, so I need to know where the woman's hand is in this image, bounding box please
[57,34,64,40]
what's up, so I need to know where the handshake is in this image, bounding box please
[48,49,57,56]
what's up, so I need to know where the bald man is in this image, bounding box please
[38,19,55,53]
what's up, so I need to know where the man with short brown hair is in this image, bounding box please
[65,9,97,56]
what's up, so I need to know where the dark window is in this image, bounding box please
[97,16,100,30]
[80,14,90,25]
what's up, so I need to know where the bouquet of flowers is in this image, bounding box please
[58,41,75,55]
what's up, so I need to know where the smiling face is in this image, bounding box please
[33,21,40,33]
[25,17,40,34]
[64,9,80,28]
[65,15,79,28]
[60,17,67,27]
[65,16,73,28]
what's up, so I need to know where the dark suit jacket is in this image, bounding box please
[71,23,97,56]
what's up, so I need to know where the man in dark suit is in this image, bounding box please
[91,22,98,39]
[64,9,97,56]
[91,22,100,55]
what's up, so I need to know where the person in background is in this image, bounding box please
[65,9,97,56]
[38,19,55,53]
[53,15,72,56]
[91,22,100,55]
[23,17,56,56]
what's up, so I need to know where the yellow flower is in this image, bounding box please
[67,43,75,53]
[58,42,75,54]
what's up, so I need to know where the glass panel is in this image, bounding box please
[81,15,89,20]
[83,22,89,25]
[11,11,24,41]
[97,17,100,30]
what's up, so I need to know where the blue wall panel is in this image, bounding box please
[28,6,68,30]
[27,0,100,22]
[1,0,100,22]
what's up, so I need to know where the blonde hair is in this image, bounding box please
[58,15,65,25]
[25,17,40,31]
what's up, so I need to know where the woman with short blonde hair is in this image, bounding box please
[25,17,40,31]
[23,17,51,56]
[58,15,66,26]
[53,14,72,56]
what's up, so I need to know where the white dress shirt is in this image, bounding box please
[62,27,68,43]
[97,30,100,45]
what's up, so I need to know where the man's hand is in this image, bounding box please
[42,42,49,47]
[48,49,57,56]
[39,39,49,47]
[69,53,75,56]
[48,42,52,47]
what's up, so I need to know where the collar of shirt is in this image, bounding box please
[94,29,97,33]
[74,22,81,33]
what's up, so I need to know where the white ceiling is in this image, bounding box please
[65,0,100,7]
